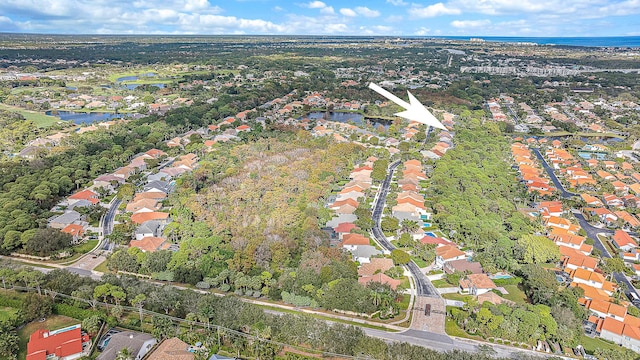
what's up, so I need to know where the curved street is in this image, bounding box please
[531,147,579,198]
[370,160,438,297]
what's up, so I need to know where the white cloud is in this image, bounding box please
[387,0,408,5]
[411,2,461,18]
[302,1,333,14]
[320,6,335,14]
[450,19,491,28]
[414,26,430,35]
[358,25,395,35]
[273,6,283,12]
[340,8,357,17]
[355,6,380,18]
[305,1,327,9]
[385,15,403,22]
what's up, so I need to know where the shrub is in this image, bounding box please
[54,303,104,320]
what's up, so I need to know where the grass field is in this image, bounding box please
[500,285,529,304]
[579,335,620,354]
[0,103,61,128]
[94,259,110,273]
[445,318,483,340]
[18,315,79,360]
[0,306,18,322]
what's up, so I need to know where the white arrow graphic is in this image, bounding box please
[368,83,446,130]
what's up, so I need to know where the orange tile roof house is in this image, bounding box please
[615,210,640,228]
[61,224,85,243]
[26,324,90,360]
[459,274,496,295]
[69,189,100,205]
[612,230,638,252]
[358,273,403,290]
[435,245,466,267]
[129,236,171,252]
[358,258,394,277]
[586,299,627,321]
[131,212,169,225]
[581,193,604,207]
[133,191,167,202]
[599,316,640,352]
[341,233,370,248]
[126,198,160,213]
[574,282,612,302]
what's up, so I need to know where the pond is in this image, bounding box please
[46,110,125,125]
[115,72,165,90]
[303,111,391,130]
[115,72,157,82]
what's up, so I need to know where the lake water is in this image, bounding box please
[303,111,391,130]
[115,73,164,90]
[46,110,125,125]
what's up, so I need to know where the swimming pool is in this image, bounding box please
[423,222,432,227]
[424,232,437,237]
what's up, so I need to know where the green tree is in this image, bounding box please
[82,315,102,336]
[516,235,560,264]
[390,249,410,265]
[21,293,53,322]
[0,323,19,360]
[380,216,399,233]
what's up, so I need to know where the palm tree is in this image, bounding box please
[401,219,421,234]
[115,348,132,360]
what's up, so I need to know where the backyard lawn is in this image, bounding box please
[18,315,80,360]
[579,335,620,354]
[500,285,529,304]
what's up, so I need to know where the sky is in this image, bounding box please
[0,0,639,37]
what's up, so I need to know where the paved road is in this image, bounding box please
[371,161,438,297]
[531,148,578,198]
[102,198,120,251]
[572,210,640,302]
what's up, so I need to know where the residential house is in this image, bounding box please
[341,233,370,251]
[26,324,90,360]
[113,166,136,180]
[126,199,160,214]
[615,211,640,228]
[61,224,85,244]
[333,222,357,240]
[603,194,624,208]
[560,246,598,272]
[435,245,466,268]
[96,331,156,360]
[131,212,169,225]
[129,237,171,253]
[144,180,172,194]
[147,337,194,360]
[586,299,627,321]
[599,316,640,352]
[584,207,618,225]
[571,268,616,294]
[348,245,382,264]
[93,174,124,191]
[358,258,395,277]
[444,259,483,274]
[459,274,497,295]
[581,193,604,207]
[135,220,164,240]
[612,230,638,252]
[49,211,82,229]
[358,273,403,290]
[68,189,100,205]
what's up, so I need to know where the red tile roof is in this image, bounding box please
[129,236,170,252]
[27,325,89,360]
[131,212,169,225]
[334,222,357,233]
[61,224,84,238]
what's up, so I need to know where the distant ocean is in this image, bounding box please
[431,36,640,48]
